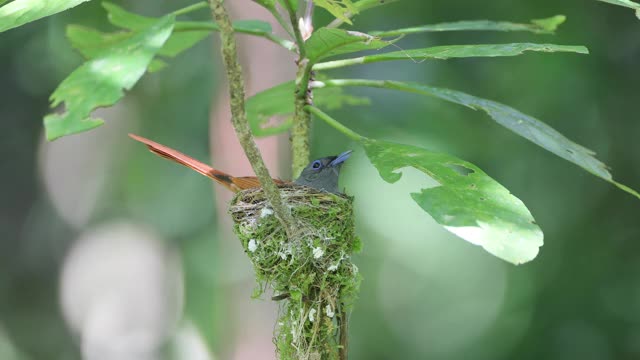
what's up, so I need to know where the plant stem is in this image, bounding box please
[208,0,297,239]
[313,57,365,71]
[172,1,209,16]
[282,0,312,178]
[282,1,307,58]
[339,307,349,360]
[173,21,296,51]
[270,7,296,38]
[305,106,364,142]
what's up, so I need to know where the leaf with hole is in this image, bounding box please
[44,15,175,140]
[322,79,640,199]
[362,138,543,264]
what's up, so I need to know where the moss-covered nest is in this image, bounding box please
[229,184,361,360]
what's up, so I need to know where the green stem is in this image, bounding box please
[282,0,307,58]
[172,1,209,16]
[270,8,296,38]
[173,21,296,51]
[321,79,386,88]
[282,0,312,178]
[305,106,364,142]
[208,0,297,239]
[291,61,313,177]
[313,57,365,71]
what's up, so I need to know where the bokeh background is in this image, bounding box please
[1,0,639,359]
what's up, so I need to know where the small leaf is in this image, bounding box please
[362,138,543,264]
[44,15,175,140]
[306,28,395,63]
[246,81,369,136]
[102,2,210,58]
[314,0,358,25]
[0,0,92,33]
[354,0,400,12]
[246,81,294,137]
[361,43,588,63]
[597,0,640,12]
[371,15,567,37]
[531,15,566,32]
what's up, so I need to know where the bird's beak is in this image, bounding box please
[329,150,353,167]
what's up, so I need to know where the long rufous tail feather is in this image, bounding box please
[128,133,244,192]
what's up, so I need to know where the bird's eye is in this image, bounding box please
[312,160,322,169]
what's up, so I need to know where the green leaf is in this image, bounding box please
[362,43,588,63]
[354,0,400,12]
[321,79,640,199]
[246,80,369,137]
[246,81,295,137]
[44,15,175,140]
[252,0,276,11]
[0,0,92,33]
[102,2,210,58]
[315,0,358,25]
[314,43,588,70]
[362,138,543,264]
[66,25,169,72]
[305,28,396,63]
[371,15,567,37]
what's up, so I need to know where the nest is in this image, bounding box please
[229,184,361,360]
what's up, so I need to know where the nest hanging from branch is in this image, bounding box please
[229,184,361,360]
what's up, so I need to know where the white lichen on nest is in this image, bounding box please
[229,184,361,360]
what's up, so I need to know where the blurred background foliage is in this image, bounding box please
[1,0,639,359]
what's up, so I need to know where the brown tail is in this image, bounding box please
[128,133,264,192]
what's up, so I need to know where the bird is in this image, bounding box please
[129,134,352,194]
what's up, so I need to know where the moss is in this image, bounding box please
[229,185,361,360]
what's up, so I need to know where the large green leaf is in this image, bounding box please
[44,15,175,140]
[363,138,543,264]
[0,0,92,33]
[371,15,566,37]
[246,81,369,136]
[314,43,588,69]
[597,0,640,18]
[305,28,395,63]
[321,79,640,199]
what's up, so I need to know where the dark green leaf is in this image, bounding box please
[246,81,369,136]
[371,15,566,37]
[362,138,543,264]
[597,0,640,18]
[44,15,175,140]
[0,0,92,33]
[306,28,395,63]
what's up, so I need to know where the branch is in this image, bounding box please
[282,1,313,177]
[208,0,296,238]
